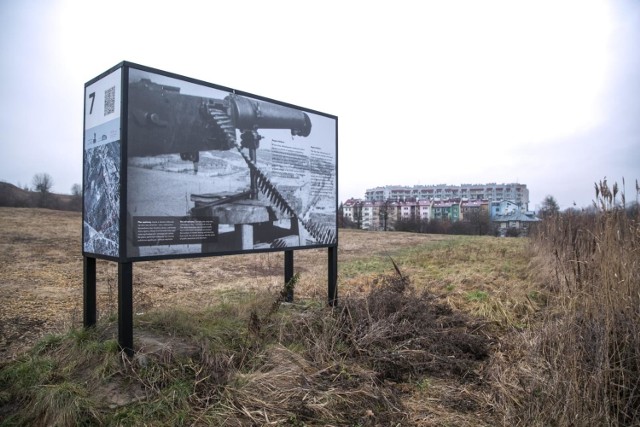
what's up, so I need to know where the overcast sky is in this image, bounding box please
[1,0,639,210]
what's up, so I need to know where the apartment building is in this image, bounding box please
[344,192,534,233]
[432,200,459,221]
[344,198,450,230]
[490,200,520,218]
[460,200,490,221]
[365,183,529,211]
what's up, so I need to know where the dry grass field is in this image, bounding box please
[0,207,530,362]
[0,207,541,426]
[2,183,638,426]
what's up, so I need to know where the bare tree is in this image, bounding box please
[353,201,363,230]
[70,183,83,211]
[32,173,54,194]
[466,210,492,235]
[539,195,560,218]
[378,200,390,231]
[71,183,82,197]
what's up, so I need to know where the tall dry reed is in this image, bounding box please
[494,180,640,426]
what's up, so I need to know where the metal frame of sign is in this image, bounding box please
[82,62,338,354]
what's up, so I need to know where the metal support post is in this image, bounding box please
[328,246,337,306]
[83,256,97,327]
[118,262,134,356]
[284,250,294,302]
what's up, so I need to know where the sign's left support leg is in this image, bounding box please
[83,256,97,328]
[118,262,134,356]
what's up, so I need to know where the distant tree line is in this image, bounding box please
[0,173,82,212]
[392,214,495,236]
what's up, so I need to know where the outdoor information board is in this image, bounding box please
[82,62,338,354]
[83,62,338,262]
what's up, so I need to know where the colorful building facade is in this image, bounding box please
[365,183,529,211]
[345,183,535,234]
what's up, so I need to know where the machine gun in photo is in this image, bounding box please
[128,78,334,250]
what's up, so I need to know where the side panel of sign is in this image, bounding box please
[83,68,122,258]
[125,68,337,259]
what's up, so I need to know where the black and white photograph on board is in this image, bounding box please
[125,68,337,258]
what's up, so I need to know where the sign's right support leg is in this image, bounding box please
[284,250,294,302]
[328,246,337,307]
